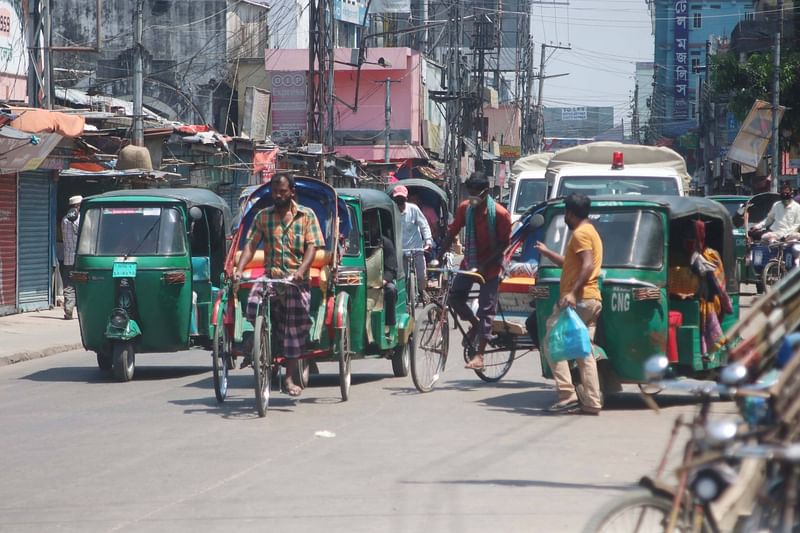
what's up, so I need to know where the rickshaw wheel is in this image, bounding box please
[581,489,712,533]
[292,358,310,389]
[111,341,135,382]
[252,314,272,417]
[337,323,352,401]
[463,343,515,383]
[763,260,785,289]
[96,351,112,372]
[411,303,449,393]
[212,323,230,403]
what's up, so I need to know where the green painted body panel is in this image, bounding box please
[105,317,142,340]
[74,195,223,354]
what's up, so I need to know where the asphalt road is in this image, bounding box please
[0,295,755,532]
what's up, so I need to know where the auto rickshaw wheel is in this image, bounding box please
[392,331,412,377]
[252,314,272,417]
[212,323,230,403]
[96,351,112,372]
[111,341,135,382]
[337,323,352,401]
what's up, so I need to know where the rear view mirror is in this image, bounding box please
[644,355,669,382]
[189,206,203,221]
[720,362,748,386]
[530,213,545,229]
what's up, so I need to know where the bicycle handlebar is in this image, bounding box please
[427,267,486,285]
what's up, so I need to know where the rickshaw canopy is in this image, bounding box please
[87,188,233,231]
[544,195,737,293]
[744,192,782,225]
[236,178,350,252]
[387,178,448,207]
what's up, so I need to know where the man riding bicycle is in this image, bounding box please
[391,185,433,301]
[234,173,325,397]
[438,172,512,371]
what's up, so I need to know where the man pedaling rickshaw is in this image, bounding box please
[233,173,325,397]
[750,181,800,243]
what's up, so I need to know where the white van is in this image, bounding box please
[509,153,552,224]
[545,142,689,199]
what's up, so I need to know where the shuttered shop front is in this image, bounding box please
[0,173,16,315]
[17,172,53,311]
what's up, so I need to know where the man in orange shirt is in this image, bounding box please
[438,172,512,370]
[535,193,604,415]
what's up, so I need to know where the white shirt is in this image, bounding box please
[400,202,432,251]
[763,200,800,238]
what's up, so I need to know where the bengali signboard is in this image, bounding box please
[561,107,587,121]
[673,0,689,119]
[333,0,368,24]
[269,71,307,145]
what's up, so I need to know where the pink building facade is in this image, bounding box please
[265,47,425,162]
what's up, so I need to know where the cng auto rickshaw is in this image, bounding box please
[73,189,232,381]
[533,196,740,389]
[211,180,415,415]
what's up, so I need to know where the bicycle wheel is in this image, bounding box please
[763,259,785,289]
[582,489,709,533]
[465,339,516,383]
[252,313,272,417]
[212,320,231,403]
[407,262,419,308]
[411,302,449,392]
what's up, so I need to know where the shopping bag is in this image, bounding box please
[547,307,592,362]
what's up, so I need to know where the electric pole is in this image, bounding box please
[632,81,639,143]
[770,0,784,192]
[132,0,144,146]
[533,43,570,152]
[26,0,53,109]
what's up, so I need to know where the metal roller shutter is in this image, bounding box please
[17,172,52,311]
[0,173,16,315]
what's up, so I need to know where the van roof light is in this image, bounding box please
[612,151,624,170]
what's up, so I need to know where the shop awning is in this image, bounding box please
[334,144,429,163]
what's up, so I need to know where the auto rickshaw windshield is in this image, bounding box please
[78,206,187,256]
[559,177,680,197]
[541,209,664,268]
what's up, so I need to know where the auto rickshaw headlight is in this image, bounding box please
[643,355,669,381]
[704,419,739,444]
[110,308,129,330]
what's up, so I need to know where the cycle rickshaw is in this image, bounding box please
[211,179,416,416]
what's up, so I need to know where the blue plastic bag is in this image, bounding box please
[547,307,592,362]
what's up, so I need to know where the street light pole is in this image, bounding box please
[384,77,391,164]
[770,0,783,192]
[132,0,144,146]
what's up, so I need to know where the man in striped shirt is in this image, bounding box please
[61,195,82,320]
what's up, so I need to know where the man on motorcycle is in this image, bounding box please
[751,181,800,242]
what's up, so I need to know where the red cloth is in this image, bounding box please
[668,311,683,363]
[447,200,512,280]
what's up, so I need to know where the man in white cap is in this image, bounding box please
[390,185,432,303]
[61,195,82,319]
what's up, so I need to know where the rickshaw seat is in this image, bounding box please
[233,249,332,287]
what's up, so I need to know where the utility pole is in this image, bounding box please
[26,0,53,109]
[632,81,639,143]
[384,78,391,163]
[132,0,144,146]
[533,43,570,152]
[770,0,784,193]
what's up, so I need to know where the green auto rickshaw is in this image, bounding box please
[73,189,232,381]
[533,196,740,390]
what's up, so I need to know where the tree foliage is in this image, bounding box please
[709,50,800,146]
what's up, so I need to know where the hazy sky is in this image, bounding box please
[531,0,654,125]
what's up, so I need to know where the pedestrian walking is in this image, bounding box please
[61,195,82,320]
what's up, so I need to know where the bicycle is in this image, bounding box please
[410,264,528,392]
[763,239,800,290]
[403,247,427,309]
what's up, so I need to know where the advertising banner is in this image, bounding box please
[727,99,784,169]
[333,0,368,24]
[371,0,411,13]
[269,71,307,145]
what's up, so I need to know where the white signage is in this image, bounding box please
[561,107,587,121]
[371,0,411,13]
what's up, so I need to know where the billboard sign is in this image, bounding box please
[673,0,689,119]
[371,0,410,13]
[561,107,587,121]
[269,71,307,145]
[333,0,368,25]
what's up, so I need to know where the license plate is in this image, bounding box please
[112,261,137,278]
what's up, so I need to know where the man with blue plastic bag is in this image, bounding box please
[534,193,604,415]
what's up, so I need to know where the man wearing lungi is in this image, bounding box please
[234,173,325,397]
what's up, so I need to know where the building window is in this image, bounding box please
[691,103,697,118]
[691,58,701,72]
[693,12,702,28]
